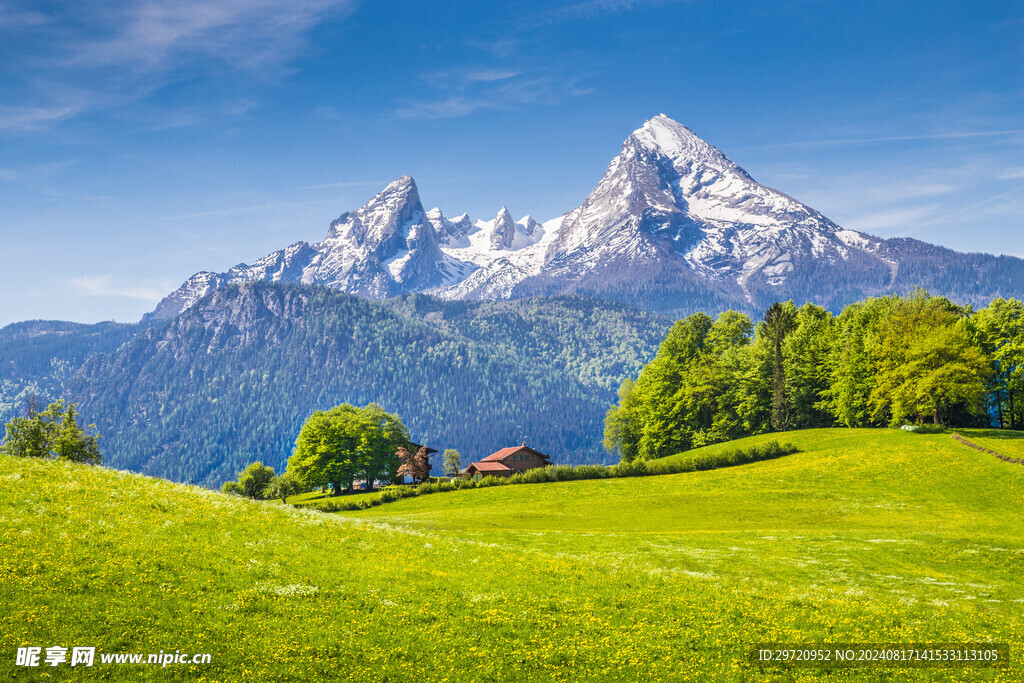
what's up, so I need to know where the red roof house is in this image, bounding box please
[464,445,552,480]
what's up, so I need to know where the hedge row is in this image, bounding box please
[306,440,799,512]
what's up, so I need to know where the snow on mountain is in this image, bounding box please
[149,114,1024,321]
[538,114,893,303]
[433,213,562,300]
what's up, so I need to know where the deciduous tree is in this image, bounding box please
[442,448,462,477]
[238,461,276,499]
[397,445,431,483]
[1,400,101,464]
[287,403,410,494]
[264,472,302,503]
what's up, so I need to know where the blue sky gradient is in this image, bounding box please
[1,0,1022,325]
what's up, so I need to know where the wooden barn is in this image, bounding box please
[464,444,552,481]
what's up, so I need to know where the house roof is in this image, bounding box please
[408,442,438,454]
[481,445,551,463]
[466,461,513,473]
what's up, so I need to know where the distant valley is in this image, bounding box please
[5,286,668,486]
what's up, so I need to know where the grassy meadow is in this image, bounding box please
[1,428,1022,681]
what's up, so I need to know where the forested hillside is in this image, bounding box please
[0,320,138,425]
[63,284,668,485]
[606,291,1024,461]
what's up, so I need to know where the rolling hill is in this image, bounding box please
[1,428,1021,681]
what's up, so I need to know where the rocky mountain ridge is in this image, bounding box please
[149,115,1024,320]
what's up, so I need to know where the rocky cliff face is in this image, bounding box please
[149,115,1024,320]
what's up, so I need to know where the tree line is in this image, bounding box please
[604,291,1024,462]
[1,398,102,464]
[222,401,465,500]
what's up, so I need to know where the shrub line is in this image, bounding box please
[306,440,799,512]
[951,433,1024,466]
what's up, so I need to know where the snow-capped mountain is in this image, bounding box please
[149,115,1024,320]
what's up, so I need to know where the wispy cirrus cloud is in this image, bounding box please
[0,105,79,132]
[70,275,173,302]
[1,0,357,132]
[998,167,1024,180]
[519,0,685,27]
[396,70,592,120]
[421,68,523,86]
[758,152,1024,253]
[64,0,355,73]
[0,3,48,28]
[463,37,519,59]
[0,159,78,191]
[749,128,1024,150]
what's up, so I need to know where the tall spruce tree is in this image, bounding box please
[761,302,797,431]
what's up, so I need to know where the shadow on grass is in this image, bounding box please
[960,429,1024,441]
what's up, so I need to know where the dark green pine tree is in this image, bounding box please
[761,302,797,432]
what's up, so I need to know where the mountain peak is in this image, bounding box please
[323,175,427,264]
[149,115,1024,323]
[490,206,517,250]
[629,115,728,168]
[378,174,419,201]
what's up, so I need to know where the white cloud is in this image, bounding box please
[67,0,356,73]
[2,0,356,132]
[422,68,522,87]
[396,72,592,119]
[71,275,174,302]
[0,4,48,28]
[521,0,680,26]
[464,37,519,59]
[0,105,79,131]
[313,105,341,121]
[750,128,1024,150]
[844,205,943,234]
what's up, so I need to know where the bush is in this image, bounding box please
[308,440,799,513]
[610,459,649,478]
[572,464,610,480]
[907,424,947,434]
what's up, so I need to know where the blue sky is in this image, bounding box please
[1,0,1022,325]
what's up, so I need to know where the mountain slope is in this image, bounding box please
[149,114,1024,319]
[70,283,668,485]
[0,320,138,425]
[513,115,898,313]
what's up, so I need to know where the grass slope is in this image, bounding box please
[956,428,1024,460]
[1,428,1022,681]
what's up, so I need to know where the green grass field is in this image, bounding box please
[955,428,1024,459]
[1,428,1022,681]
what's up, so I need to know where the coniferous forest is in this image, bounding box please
[55,283,669,485]
[5,284,1022,487]
[605,290,1024,462]
[0,321,138,425]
